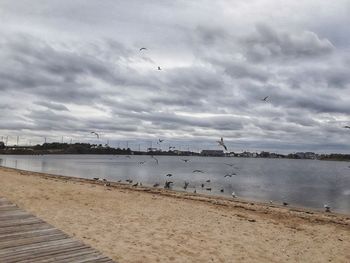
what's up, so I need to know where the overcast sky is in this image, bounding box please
[0,0,350,153]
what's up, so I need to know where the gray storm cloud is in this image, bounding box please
[0,0,349,152]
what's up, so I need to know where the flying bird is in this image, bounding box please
[192,170,204,173]
[90,131,100,139]
[217,137,227,151]
[224,172,236,178]
[159,139,164,143]
[151,155,159,165]
[166,173,173,177]
[261,96,269,102]
[344,126,350,129]
[139,47,147,51]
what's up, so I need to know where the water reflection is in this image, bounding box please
[0,154,349,213]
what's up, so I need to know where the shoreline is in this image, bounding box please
[1,166,349,225]
[1,166,349,262]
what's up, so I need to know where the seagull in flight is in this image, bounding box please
[151,155,159,165]
[261,96,269,102]
[159,139,164,143]
[139,47,147,51]
[193,170,204,173]
[90,131,100,139]
[217,137,227,151]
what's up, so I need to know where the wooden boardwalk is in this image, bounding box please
[0,197,116,263]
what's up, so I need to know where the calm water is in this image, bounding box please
[1,154,349,213]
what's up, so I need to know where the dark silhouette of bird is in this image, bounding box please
[206,179,211,183]
[183,181,189,190]
[206,188,212,191]
[220,189,224,193]
[192,170,204,173]
[261,96,269,102]
[132,182,139,187]
[139,161,146,164]
[201,183,204,188]
[181,159,190,162]
[103,178,107,182]
[153,183,160,187]
[344,126,350,129]
[169,146,175,150]
[104,182,111,187]
[90,132,100,139]
[151,155,159,165]
[224,172,236,178]
[324,204,331,212]
[217,137,227,151]
[159,139,164,143]
[283,202,289,206]
[158,66,162,70]
[125,179,133,184]
[93,177,99,181]
[164,181,173,189]
[139,47,147,51]
[194,189,197,194]
[166,173,173,177]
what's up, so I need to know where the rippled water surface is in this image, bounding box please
[1,154,349,213]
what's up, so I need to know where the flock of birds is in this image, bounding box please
[93,154,240,199]
[87,48,350,213]
[86,133,342,213]
[91,143,335,213]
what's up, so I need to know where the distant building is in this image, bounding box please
[200,150,224,157]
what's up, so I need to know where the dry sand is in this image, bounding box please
[0,166,349,263]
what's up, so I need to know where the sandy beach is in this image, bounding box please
[0,166,349,263]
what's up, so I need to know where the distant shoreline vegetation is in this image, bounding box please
[0,142,349,161]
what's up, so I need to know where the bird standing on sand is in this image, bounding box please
[90,132,100,139]
[324,204,331,212]
[217,137,227,151]
[232,192,237,198]
[183,181,189,190]
[164,181,173,189]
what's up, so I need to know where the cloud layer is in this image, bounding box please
[0,0,349,152]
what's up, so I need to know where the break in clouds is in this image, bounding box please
[0,0,349,153]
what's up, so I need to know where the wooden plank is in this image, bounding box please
[0,197,116,262]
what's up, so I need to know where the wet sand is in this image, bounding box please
[0,166,349,263]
